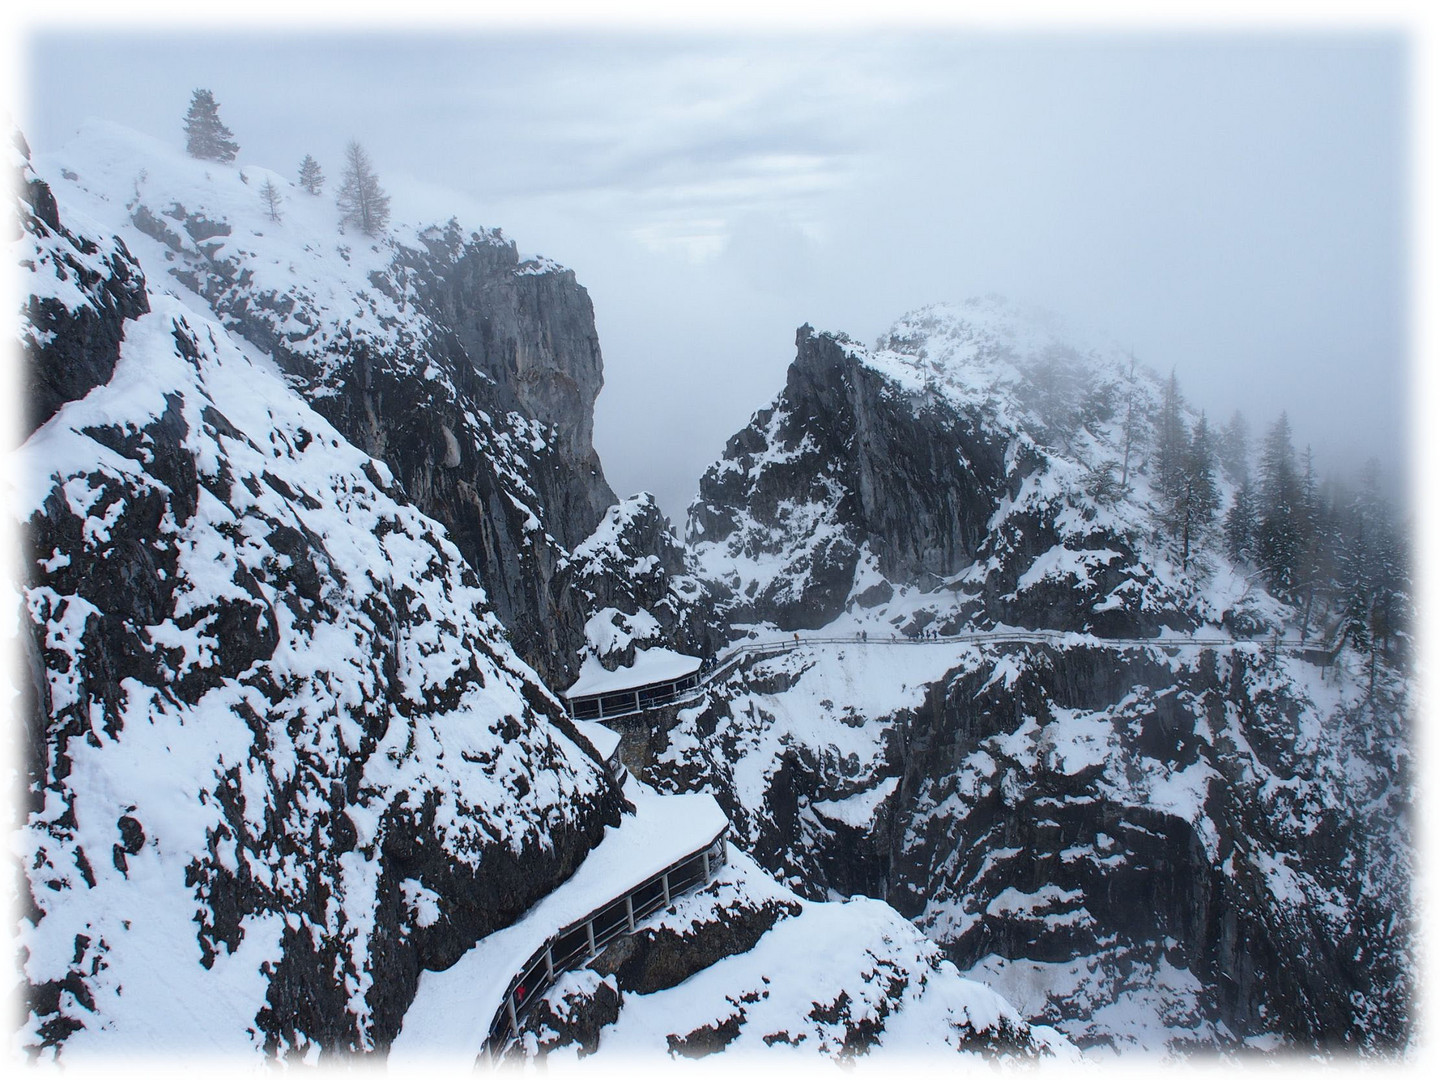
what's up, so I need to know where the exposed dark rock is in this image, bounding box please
[561,493,725,671]
[591,880,799,995]
[17,148,149,440]
[17,191,627,1058]
[667,1012,743,1058]
[505,972,622,1063]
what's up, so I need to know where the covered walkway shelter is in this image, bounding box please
[564,647,705,721]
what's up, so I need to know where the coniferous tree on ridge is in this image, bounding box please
[336,141,390,237]
[1154,369,1187,504]
[1224,479,1256,565]
[298,154,325,195]
[184,89,239,163]
[1218,410,1250,485]
[1178,412,1220,569]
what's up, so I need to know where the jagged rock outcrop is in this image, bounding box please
[14,173,626,1060]
[689,313,1195,637]
[689,326,1007,629]
[647,624,1409,1052]
[15,132,149,439]
[562,493,724,672]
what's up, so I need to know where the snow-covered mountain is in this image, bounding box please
[26,119,712,689]
[645,302,1412,1051]
[12,126,1066,1065]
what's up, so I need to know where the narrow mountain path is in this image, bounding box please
[569,626,1345,722]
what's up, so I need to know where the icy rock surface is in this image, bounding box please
[15,133,150,437]
[690,306,1200,636]
[13,158,625,1059]
[563,492,723,672]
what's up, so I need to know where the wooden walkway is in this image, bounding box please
[482,826,729,1059]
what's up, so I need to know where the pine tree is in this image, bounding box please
[260,178,283,222]
[336,141,390,236]
[1178,412,1220,568]
[1295,446,1325,641]
[184,89,239,163]
[1338,460,1408,662]
[1154,368,1187,503]
[1218,409,1250,485]
[1224,479,1256,564]
[298,154,325,195]
[1255,413,1301,598]
[1119,351,1146,488]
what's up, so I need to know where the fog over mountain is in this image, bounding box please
[21,30,1408,521]
[10,18,1418,1068]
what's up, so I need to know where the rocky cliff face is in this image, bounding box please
[663,301,1411,1052]
[646,640,1408,1050]
[17,124,1410,1063]
[15,132,149,439]
[14,150,627,1059]
[689,312,1196,638]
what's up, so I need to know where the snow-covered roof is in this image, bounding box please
[568,717,622,760]
[564,647,703,699]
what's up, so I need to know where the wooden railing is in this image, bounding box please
[482,828,730,1060]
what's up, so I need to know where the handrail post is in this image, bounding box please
[543,944,555,981]
[661,871,671,906]
[506,994,519,1038]
[585,919,597,958]
[702,850,710,879]
[625,894,636,933]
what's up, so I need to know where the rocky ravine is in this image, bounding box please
[39,120,717,688]
[15,128,1058,1066]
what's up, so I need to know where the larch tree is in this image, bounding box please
[260,178,283,223]
[298,154,325,195]
[184,89,239,163]
[336,141,390,237]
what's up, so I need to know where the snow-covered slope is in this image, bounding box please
[496,790,1069,1066]
[13,143,630,1058]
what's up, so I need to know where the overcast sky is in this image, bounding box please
[21,29,1409,523]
